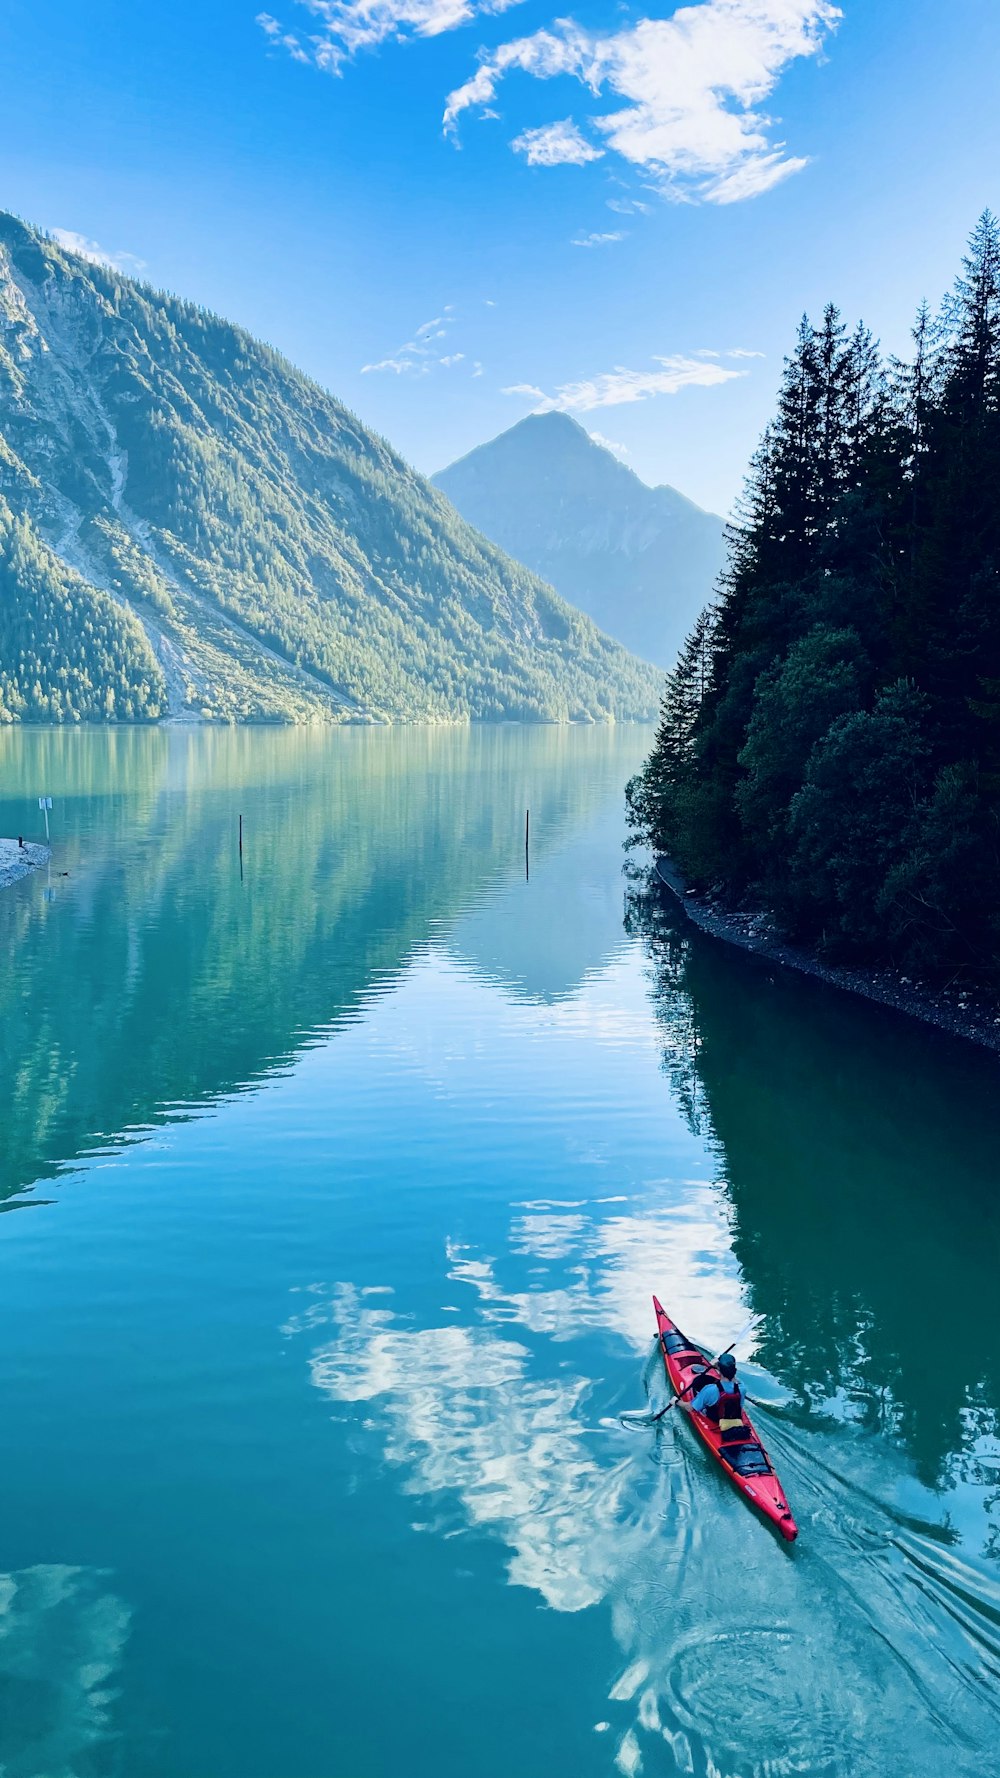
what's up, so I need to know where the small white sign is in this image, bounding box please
[38,796,52,810]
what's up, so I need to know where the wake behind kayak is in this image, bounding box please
[653,1295,798,1542]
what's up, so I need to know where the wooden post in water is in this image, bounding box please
[525,807,530,881]
[239,813,243,854]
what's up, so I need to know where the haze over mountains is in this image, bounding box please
[435,414,727,668]
[0,213,659,725]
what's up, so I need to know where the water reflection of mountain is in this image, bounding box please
[628,886,1000,1491]
[0,726,647,1202]
[446,795,632,1003]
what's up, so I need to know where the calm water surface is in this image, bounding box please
[0,725,999,1778]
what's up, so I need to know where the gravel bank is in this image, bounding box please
[654,856,1000,1057]
[0,837,50,892]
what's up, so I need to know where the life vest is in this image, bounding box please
[702,1378,745,1437]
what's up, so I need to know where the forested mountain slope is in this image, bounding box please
[628,213,1000,984]
[0,725,623,1200]
[0,498,166,722]
[435,413,726,668]
[0,214,659,724]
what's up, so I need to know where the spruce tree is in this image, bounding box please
[632,210,1000,983]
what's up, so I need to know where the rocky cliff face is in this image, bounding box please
[0,215,660,724]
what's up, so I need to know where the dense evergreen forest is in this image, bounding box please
[0,497,166,722]
[0,212,659,725]
[628,213,1000,984]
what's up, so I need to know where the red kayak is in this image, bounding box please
[653,1295,798,1542]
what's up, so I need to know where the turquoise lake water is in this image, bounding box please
[0,724,999,1778]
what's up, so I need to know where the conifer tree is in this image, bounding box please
[632,211,1000,983]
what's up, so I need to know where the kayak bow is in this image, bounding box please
[653,1295,798,1542]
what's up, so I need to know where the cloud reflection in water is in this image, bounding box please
[287,1194,1000,1778]
[0,1564,130,1778]
[293,1283,633,1612]
[285,1192,747,1616]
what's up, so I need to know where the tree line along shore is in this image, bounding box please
[628,212,1000,996]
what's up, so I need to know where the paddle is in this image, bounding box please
[650,1313,760,1423]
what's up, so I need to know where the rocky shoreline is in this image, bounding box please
[654,856,1000,1057]
[0,837,50,892]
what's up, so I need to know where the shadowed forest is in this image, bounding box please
[629,214,1000,984]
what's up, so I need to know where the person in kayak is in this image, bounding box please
[683,1353,747,1444]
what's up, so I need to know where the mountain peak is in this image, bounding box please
[434,420,727,668]
[0,212,660,725]
[511,410,587,437]
[444,410,631,480]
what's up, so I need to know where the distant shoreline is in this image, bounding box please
[654,856,1000,1058]
[0,838,50,892]
[0,714,657,729]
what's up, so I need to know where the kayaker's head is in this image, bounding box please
[718,1353,737,1380]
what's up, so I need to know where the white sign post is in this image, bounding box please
[38,795,52,842]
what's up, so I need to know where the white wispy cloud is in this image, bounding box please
[360,354,417,374]
[257,11,312,61]
[256,0,837,214]
[258,0,837,210]
[511,118,604,166]
[257,0,525,71]
[703,147,807,204]
[571,229,625,247]
[696,345,764,359]
[588,430,630,458]
[361,308,472,376]
[606,196,651,215]
[50,229,147,273]
[444,0,841,204]
[504,353,742,413]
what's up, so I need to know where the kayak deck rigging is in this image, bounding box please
[653,1295,798,1542]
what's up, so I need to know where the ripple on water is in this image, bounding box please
[610,1405,1000,1778]
[664,1623,846,1777]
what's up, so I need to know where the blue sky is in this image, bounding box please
[1,0,998,513]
